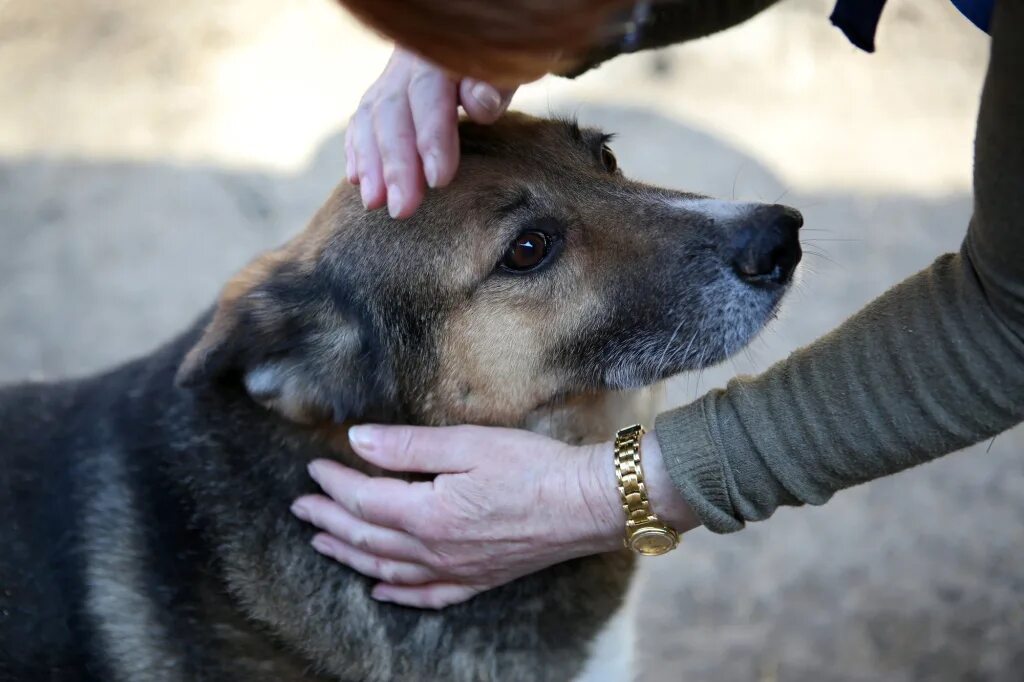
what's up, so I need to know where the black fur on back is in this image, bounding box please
[1,114,798,680]
[0,312,631,681]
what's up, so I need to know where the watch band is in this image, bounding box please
[614,424,657,530]
[613,424,679,555]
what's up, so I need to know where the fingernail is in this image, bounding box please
[311,534,334,555]
[290,501,310,521]
[424,153,439,188]
[346,153,356,183]
[348,425,376,452]
[471,82,501,112]
[371,588,393,603]
[307,461,321,481]
[387,184,403,218]
[359,176,373,208]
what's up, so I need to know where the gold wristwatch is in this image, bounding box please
[613,424,679,556]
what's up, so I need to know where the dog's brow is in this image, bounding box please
[585,131,614,151]
[564,117,583,143]
[497,189,531,216]
[562,119,613,156]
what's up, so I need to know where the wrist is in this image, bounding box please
[574,442,628,553]
[639,433,700,533]
[572,431,701,555]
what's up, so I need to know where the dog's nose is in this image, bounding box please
[730,205,803,287]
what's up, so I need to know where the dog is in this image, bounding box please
[0,113,802,682]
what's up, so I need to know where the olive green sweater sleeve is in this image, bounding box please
[655,1,1024,533]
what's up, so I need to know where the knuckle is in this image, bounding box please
[427,590,454,610]
[355,98,375,118]
[306,503,331,529]
[455,424,485,443]
[422,592,443,610]
[406,69,438,93]
[352,530,372,551]
[414,131,436,156]
[376,560,398,583]
[309,509,328,531]
[352,488,369,519]
[371,92,406,119]
[378,139,414,171]
[419,507,452,532]
[430,551,455,571]
[403,512,428,537]
[381,166,408,187]
[408,509,441,539]
[382,131,417,157]
[394,429,417,464]
[416,132,451,164]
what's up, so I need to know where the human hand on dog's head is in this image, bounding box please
[290,424,699,609]
[347,47,517,220]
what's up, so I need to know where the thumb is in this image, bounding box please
[459,79,516,124]
[348,424,488,474]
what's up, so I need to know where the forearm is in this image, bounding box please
[658,250,1024,532]
[654,0,1024,533]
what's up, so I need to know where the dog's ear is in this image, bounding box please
[176,255,396,424]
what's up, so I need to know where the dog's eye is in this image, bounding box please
[501,231,550,272]
[600,145,618,173]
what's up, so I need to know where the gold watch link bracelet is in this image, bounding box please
[613,424,680,556]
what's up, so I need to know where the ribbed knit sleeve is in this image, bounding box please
[655,1,1024,532]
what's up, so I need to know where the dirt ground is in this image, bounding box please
[1,0,1021,680]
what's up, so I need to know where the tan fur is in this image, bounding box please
[160,114,792,681]
[2,115,800,682]
[83,451,185,682]
[178,193,355,388]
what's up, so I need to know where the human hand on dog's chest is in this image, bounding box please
[290,423,698,608]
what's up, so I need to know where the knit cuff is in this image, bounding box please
[654,396,745,533]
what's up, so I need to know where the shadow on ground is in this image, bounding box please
[1,105,1021,681]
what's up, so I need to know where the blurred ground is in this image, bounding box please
[1,0,1021,680]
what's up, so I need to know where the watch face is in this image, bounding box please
[631,527,677,556]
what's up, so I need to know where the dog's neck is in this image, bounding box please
[170,312,656,473]
[298,389,657,474]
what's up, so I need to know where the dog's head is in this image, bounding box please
[177,114,801,427]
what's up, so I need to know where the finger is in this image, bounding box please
[371,92,425,219]
[459,80,516,124]
[371,582,480,610]
[291,494,431,563]
[352,107,386,210]
[344,125,359,185]
[347,424,483,474]
[311,533,437,585]
[407,68,459,189]
[306,459,432,531]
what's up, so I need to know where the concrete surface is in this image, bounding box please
[1,0,1021,680]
